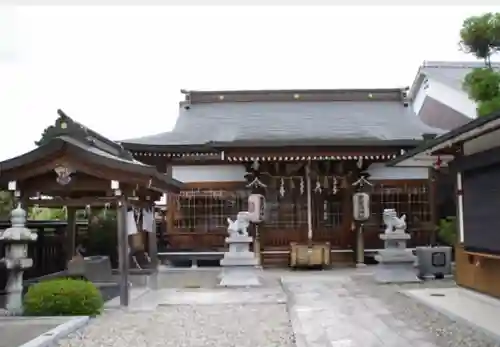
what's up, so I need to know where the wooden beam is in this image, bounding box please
[182,181,246,190]
[20,175,114,193]
[26,196,151,208]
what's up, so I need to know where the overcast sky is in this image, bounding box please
[1,5,500,161]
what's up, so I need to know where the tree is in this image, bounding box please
[0,191,13,219]
[459,13,500,67]
[460,12,500,117]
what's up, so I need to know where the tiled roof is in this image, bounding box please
[122,89,444,147]
[413,61,500,94]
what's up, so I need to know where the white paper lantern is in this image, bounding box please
[353,192,370,221]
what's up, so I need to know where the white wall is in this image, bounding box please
[172,164,247,183]
[425,79,477,119]
[412,77,428,115]
[366,163,428,180]
[463,127,500,155]
[172,163,428,183]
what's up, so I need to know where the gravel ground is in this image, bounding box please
[350,274,500,347]
[58,303,295,347]
[57,269,294,347]
[55,268,500,347]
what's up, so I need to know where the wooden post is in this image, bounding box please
[456,172,465,244]
[148,206,158,268]
[116,198,129,307]
[166,193,175,240]
[65,207,77,261]
[305,161,313,243]
[253,224,261,266]
[148,205,159,289]
[429,168,438,245]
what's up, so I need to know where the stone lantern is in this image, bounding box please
[0,204,38,315]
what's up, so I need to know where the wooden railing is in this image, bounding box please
[259,227,308,248]
[163,230,227,251]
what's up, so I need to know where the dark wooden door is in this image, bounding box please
[311,189,346,248]
[463,164,500,254]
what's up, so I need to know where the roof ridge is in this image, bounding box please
[184,87,409,94]
[422,60,500,69]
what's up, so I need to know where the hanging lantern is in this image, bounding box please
[353,192,370,221]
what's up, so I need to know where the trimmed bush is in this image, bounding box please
[23,278,104,316]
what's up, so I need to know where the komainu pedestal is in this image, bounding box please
[219,212,261,287]
[374,209,421,284]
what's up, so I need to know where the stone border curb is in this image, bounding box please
[401,289,500,343]
[279,277,309,347]
[18,316,90,347]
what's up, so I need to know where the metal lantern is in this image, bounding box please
[352,192,370,221]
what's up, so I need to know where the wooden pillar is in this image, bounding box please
[148,206,158,269]
[305,161,313,244]
[166,194,175,239]
[456,172,465,244]
[429,168,438,245]
[116,197,129,307]
[343,175,354,250]
[65,207,77,261]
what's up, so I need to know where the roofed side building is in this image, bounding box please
[409,61,500,130]
[389,110,500,299]
[122,88,444,267]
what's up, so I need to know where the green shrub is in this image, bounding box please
[438,216,457,246]
[23,278,104,316]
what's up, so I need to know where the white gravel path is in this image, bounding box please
[58,303,295,347]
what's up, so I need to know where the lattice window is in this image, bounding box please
[322,192,344,228]
[173,189,249,232]
[266,181,308,229]
[366,183,431,233]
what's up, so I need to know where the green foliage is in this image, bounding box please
[459,12,500,65]
[438,217,457,246]
[0,191,13,220]
[460,13,500,117]
[463,68,500,101]
[477,97,500,117]
[83,212,118,267]
[23,278,103,316]
[29,207,67,220]
[463,67,500,116]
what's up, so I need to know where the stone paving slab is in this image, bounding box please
[282,273,439,347]
[282,269,500,347]
[404,287,500,341]
[0,317,73,347]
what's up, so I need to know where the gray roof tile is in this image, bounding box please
[123,94,444,146]
[418,61,500,92]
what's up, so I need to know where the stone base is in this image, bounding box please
[374,261,421,284]
[218,266,262,287]
[220,252,259,267]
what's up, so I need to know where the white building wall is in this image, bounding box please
[415,77,477,119]
[172,163,428,183]
[366,163,428,180]
[172,164,247,183]
[412,78,428,115]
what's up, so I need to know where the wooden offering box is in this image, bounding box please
[290,242,330,268]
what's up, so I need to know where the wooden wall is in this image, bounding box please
[455,244,500,298]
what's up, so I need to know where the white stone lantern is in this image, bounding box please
[0,204,38,315]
